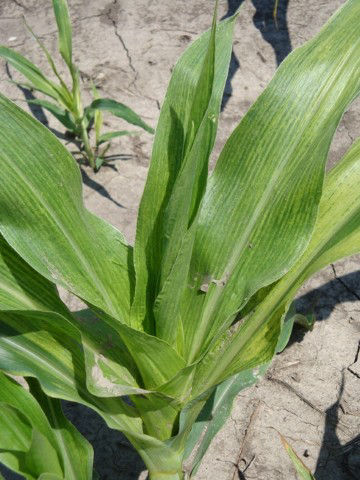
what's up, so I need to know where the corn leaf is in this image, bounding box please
[0,94,133,326]
[0,373,93,480]
[27,99,76,131]
[182,0,360,362]
[52,0,73,71]
[0,309,146,436]
[0,234,68,315]
[185,363,269,477]
[152,5,219,345]
[88,98,154,134]
[295,137,360,279]
[280,435,316,480]
[97,130,136,145]
[0,325,184,476]
[0,237,159,398]
[27,379,94,480]
[0,226,185,399]
[0,46,62,101]
[23,17,73,107]
[0,403,32,452]
[0,232,154,398]
[132,13,238,331]
[183,304,296,469]
[197,135,360,391]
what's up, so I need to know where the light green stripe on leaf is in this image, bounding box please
[183,0,360,362]
[0,94,133,326]
[132,13,238,332]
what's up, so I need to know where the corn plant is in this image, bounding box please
[0,0,154,171]
[0,1,359,478]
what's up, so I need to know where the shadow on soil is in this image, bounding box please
[221,0,292,110]
[5,64,128,208]
[289,271,360,480]
[314,374,360,480]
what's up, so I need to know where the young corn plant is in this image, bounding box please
[0,1,359,478]
[0,0,154,171]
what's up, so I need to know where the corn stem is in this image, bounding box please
[79,117,95,169]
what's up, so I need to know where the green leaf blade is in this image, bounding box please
[132,14,238,331]
[89,99,154,134]
[280,435,316,480]
[52,0,73,71]
[183,0,360,361]
[0,46,61,101]
[0,94,133,325]
[97,130,136,145]
[27,99,76,132]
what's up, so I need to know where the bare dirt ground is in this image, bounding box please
[0,1,359,479]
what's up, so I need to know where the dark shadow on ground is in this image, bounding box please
[63,401,146,480]
[314,374,360,480]
[221,0,292,110]
[295,270,360,319]
[284,270,360,346]
[281,272,360,479]
[80,166,125,208]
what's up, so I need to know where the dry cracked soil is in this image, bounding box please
[0,0,359,479]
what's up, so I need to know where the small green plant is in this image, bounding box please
[0,0,154,171]
[0,1,359,478]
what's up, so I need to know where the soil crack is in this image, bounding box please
[10,0,28,11]
[347,340,360,379]
[331,264,360,302]
[267,376,323,415]
[231,401,261,480]
[106,0,138,83]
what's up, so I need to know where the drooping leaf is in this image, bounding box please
[27,99,76,131]
[97,130,136,145]
[0,229,184,400]
[0,234,68,314]
[0,47,62,101]
[52,0,73,71]
[0,375,94,480]
[23,17,73,108]
[182,0,360,362]
[0,232,152,399]
[0,309,145,439]
[0,94,133,326]
[88,99,154,134]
